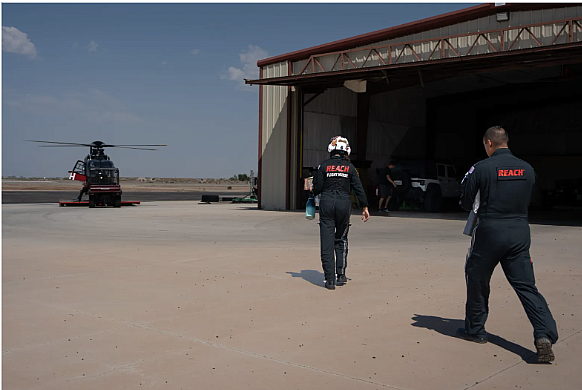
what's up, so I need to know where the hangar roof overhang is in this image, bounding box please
[255,3,576,68]
[246,43,582,92]
[246,4,582,91]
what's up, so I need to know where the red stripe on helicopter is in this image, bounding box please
[69,172,87,181]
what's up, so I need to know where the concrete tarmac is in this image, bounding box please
[3,202,582,389]
[1,191,249,204]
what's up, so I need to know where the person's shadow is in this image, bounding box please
[411,314,539,363]
[286,270,325,288]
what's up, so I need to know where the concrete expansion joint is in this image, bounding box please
[14,295,409,389]
[133,323,410,390]
[463,328,582,390]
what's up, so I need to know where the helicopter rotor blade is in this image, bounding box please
[26,140,93,147]
[27,140,166,150]
[104,144,167,147]
[112,146,161,151]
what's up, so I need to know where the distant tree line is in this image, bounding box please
[229,173,249,182]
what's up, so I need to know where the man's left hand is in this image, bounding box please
[362,207,370,222]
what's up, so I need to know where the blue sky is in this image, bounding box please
[2,3,473,178]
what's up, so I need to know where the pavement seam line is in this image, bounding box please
[16,296,409,390]
[463,328,582,390]
[126,322,409,390]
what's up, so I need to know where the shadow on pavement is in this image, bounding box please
[411,314,539,363]
[286,270,324,288]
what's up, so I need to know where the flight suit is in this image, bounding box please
[460,148,558,343]
[313,155,368,284]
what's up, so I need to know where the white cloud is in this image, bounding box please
[2,26,37,59]
[191,49,200,55]
[161,61,168,65]
[88,40,98,52]
[222,45,268,87]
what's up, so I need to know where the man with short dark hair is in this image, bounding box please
[457,126,558,363]
[378,160,396,212]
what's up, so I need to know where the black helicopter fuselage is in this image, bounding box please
[70,151,122,207]
[29,139,165,207]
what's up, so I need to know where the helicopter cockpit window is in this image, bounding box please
[87,160,119,185]
[88,160,115,169]
[73,161,85,175]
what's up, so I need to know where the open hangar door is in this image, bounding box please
[297,62,582,219]
[298,84,429,210]
[424,63,582,214]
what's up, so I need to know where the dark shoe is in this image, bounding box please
[324,280,335,290]
[337,274,348,285]
[455,328,487,344]
[535,337,555,363]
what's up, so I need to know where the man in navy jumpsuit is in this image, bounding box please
[457,126,558,363]
[313,136,370,290]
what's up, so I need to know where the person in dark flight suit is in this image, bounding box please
[457,126,558,363]
[76,181,90,202]
[312,136,370,290]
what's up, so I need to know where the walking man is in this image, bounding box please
[378,160,396,212]
[456,126,558,362]
[312,136,370,290]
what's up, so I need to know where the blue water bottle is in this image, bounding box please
[305,193,316,220]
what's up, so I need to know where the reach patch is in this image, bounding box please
[326,165,350,173]
[497,167,526,180]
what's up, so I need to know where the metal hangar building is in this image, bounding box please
[247,3,582,211]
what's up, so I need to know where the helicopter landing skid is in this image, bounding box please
[59,200,140,207]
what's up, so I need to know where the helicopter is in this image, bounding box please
[28,140,166,208]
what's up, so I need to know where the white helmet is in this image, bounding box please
[328,136,351,156]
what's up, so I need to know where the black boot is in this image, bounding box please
[455,328,487,344]
[535,337,555,363]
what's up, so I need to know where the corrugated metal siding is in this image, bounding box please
[289,90,300,209]
[260,61,288,210]
[367,88,429,172]
[304,87,357,117]
[302,87,357,168]
[301,86,429,173]
[293,6,582,75]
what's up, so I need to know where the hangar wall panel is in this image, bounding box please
[289,89,301,209]
[301,86,430,182]
[260,61,289,210]
[367,87,429,173]
[302,87,358,168]
[292,6,582,75]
